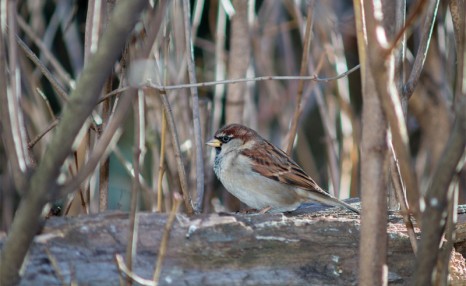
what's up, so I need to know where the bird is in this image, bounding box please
[206,124,359,214]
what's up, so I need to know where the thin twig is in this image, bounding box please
[28,119,59,149]
[1,1,30,192]
[84,0,103,62]
[190,0,205,41]
[383,0,428,59]
[36,88,57,120]
[157,112,167,213]
[158,90,194,215]
[59,91,134,198]
[153,193,182,284]
[112,147,152,194]
[76,0,102,216]
[182,0,204,214]
[313,56,340,196]
[389,143,418,253]
[115,254,154,286]
[330,29,357,198]
[74,152,89,215]
[98,77,113,212]
[45,248,65,285]
[157,68,361,86]
[286,0,314,155]
[125,94,143,286]
[102,65,361,100]
[157,35,170,213]
[212,2,227,134]
[16,35,69,102]
[449,0,465,104]
[435,181,458,285]
[403,0,441,99]
[17,15,74,88]
[9,3,30,171]
[18,34,104,137]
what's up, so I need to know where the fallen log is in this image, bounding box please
[2,203,466,285]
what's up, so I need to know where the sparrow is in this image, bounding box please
[206,124,359,214]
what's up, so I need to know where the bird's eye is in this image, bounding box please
[219,136,231,143]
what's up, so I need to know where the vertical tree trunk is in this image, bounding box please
[358,63,389,286]
[354,1,389,285]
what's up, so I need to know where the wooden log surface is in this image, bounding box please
[1,203,466,285]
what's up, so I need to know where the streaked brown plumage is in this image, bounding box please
[207,124,359,214]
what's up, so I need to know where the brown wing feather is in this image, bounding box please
[241,140,326,194]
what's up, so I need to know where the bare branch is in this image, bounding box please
[414,97,466,285]
[103,65,361,100]
[403,0,441,99]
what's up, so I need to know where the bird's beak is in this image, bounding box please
[206,138,222,148]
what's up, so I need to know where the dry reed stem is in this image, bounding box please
[389,143,418,254]
[153,194,182,284]
[125,95,144,285]
[182,0,204,213]
[157,112,167,213]
[286,0,314,155]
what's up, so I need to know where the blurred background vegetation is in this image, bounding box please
[0,0,464,222]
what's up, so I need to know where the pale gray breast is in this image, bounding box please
[213,149,301,210]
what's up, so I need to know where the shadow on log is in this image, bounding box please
[1,202,466,285]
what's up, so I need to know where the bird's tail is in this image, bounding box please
[303,190,360,214]
[329,197,360,214]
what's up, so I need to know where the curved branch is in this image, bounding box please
[403,0,440,98]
